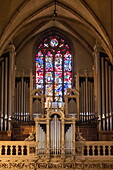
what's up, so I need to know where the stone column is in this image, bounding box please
[101,57,105,131]
[93,45,102,131]
[75,73,80,120]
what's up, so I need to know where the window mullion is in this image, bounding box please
[53,51,55,102]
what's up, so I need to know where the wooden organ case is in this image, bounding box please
[34,88,77,157]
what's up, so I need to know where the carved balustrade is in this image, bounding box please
[77,141,113,156]
[0,141,36,156]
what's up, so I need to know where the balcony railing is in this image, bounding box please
[0,141,113,157]
[79,141,113,156]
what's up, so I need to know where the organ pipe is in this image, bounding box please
[105,61,109,130]
[1,61,4,131]
[108,65,112,131]
[5,57,8,131]
[101,57,105,130]
[50,115,61,154]
[88,82,91,120]
[95,52,101,130]
[112,69,113,130]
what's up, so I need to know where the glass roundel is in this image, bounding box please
[35,35,72,105]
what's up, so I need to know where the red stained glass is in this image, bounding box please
[35,35,72,102]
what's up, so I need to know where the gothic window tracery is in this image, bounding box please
[35,35,72,105]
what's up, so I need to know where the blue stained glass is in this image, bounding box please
[35,35,72,103]
[64,83,72,94]
[36,51,44,71]
[55,72,62,83]
[64,51,72,71]
[55,53,62,71]
[45,57,53,71]
[55,84,62,96]
[36,59,43,72]
[36,84,43,89]
[45,72,53,83]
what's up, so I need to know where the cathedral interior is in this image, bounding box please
[0,0,113,169]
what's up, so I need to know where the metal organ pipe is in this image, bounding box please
[5,57,8,131]
[108,65,112,131]
[1,61,4,131]
[105,61,109,131]
[83,81,86,121]
[65,125,73,154]
[85,76,88,121]
[96,53,101,130]
[21,77,24,121]
[112,69,113,131]
[101,57,105,130]
[50,115,61,155]
[88,82,91,121]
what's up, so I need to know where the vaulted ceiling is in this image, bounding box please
[0,0,113,62]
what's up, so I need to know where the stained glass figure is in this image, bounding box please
[45,72,53,83]
[45,84,53,96]
[55,53,62,71]
[35,35,72,103]
[55,72,62,83]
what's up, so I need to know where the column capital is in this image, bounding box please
[3,45,16,54]
[93,44,105,55]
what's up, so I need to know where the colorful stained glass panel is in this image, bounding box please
[50,38,58,47]
[55,97,62,102]
[45,84,53,96]
[64,53,72,71]
[64,83,72,94]
[64,72,72,83]
[35,84,43,89]
[55,72,62,83]
[55,84,62,96]
[36,72,43,84]
[35,35,72,103]
[45,72,53,83]
[45,57,53,71]
[55,54,62,71]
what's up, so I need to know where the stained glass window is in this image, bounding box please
[35,35,72,105]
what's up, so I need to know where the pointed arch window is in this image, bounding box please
[35,35,72,105]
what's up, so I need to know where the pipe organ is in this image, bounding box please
[0,47,15,131]
[50,115,61,154]
[94,51,113,132]
[1,44,113,143]
[79,77,95,122]
[38,124,46,154]
[35,107,76,156]
[14,77,30,121]
[65,124,73,154]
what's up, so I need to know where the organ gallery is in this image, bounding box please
[0,0,113,170]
